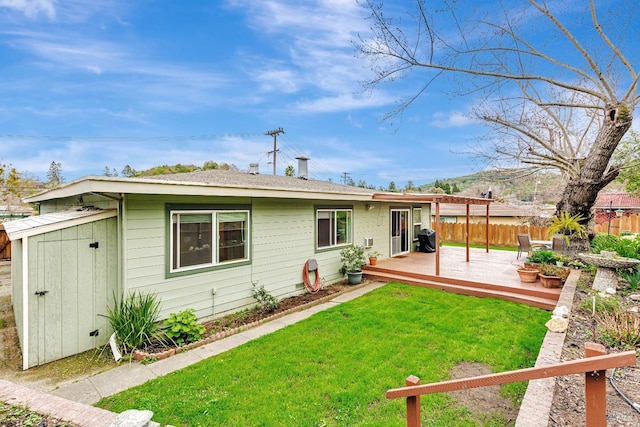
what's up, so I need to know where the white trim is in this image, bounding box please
[5,210,117,240]
[21,238,29,370]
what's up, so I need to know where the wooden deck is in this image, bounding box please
[363,246,564,310]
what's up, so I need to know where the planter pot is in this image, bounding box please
[369,257,378,266]
[539,274,563,288]
[524,262,541,271]
[517,268,538,283]
[346,271,363,285]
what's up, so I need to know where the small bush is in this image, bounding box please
[164,308,206,346]
[107,290,166,353]
[529,250,558,265]
[252,284,279,312]
[619,268,640,291]
[591,233,618,254]
[596,310,640,350]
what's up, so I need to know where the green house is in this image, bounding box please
[6,168,440,368]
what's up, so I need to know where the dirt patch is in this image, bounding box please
[449,362,519,424]
[549,272,640,426]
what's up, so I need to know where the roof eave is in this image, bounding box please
[23,176,376,203]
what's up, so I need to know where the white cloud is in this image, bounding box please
[0,0,56,20]
[429,111,475,128]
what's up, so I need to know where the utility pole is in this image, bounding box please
[265,127,284,175]
[341,172,351,185]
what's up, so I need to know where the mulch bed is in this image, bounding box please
[134,282,356,359]
[549,271,640,426]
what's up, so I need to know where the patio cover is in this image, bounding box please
[372,193,493,275]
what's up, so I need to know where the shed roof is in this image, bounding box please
[3,208,117,240]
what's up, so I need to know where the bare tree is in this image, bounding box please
[356,0,639,240]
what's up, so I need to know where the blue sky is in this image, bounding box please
[0,1,623,188]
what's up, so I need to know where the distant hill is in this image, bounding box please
[419,169,566,205]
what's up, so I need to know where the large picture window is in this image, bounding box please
[317,208,352,249]
[171,210,249,272]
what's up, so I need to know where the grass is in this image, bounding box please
[97,283,548,426]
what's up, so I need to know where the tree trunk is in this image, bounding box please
[556,106,632,222]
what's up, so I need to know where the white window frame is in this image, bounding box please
[316,208,353,249]
[412,207,422,241]
[170,209,250,273]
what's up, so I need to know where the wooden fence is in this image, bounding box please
[438,223,548,247]
[0,225,10,260]
[387,343,636,427]
[592,213,640,236]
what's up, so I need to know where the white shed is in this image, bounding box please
[4,208,118,369]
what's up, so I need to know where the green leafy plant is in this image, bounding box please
[547,211,587,244]
[106,290,166,353]
[619,267,640,291]
[339,244,367,274]
[368,250,381,258]
[578,293,621,316]
[252,284,279,312]
[539,264,570,280]
[529,250,558,265]
[164,308,206,346]
[590,233,618,253]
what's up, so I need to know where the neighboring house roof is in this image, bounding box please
[23,170,493,206]
[430,202,549,218]
[593,193,640,210]
[3,208,117,240]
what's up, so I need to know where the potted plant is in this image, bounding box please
[368,250,381,266]
[547,212,587,245]
[539,264,570,288]
[339,244,367,285]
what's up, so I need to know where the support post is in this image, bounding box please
[584,342,607,426]
[405,375,421,427]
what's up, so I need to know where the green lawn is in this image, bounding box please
[97,283,548,426]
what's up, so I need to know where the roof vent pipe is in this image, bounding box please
[296,157,309,180]
[249,163,259,175]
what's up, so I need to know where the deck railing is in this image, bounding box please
[386,343,637,427]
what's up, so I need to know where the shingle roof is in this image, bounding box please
[140,169,378,195]
[593,193,640,209]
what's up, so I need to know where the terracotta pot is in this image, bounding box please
[539,274,563,288]
[517,268,538,283]
[369,257,378,266]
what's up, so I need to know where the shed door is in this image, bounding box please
[31,218,116,366]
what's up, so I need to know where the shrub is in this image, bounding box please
[613,238,640,259]
[107,291,166,353]
[252,284,279,312]
[339,244,367,274]
[591,233,618,253]
[547,212,587,243]
[164,308,206,346]
[619,267,640,291]
[596,310,640,350]
[529,250,558,265]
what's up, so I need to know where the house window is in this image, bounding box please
[171,210,249,272]
[317,208,352,249]
[413,207,422,240]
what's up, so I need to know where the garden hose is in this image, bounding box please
[303,259,321,293]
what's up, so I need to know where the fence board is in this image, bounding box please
[0,225,10,259]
